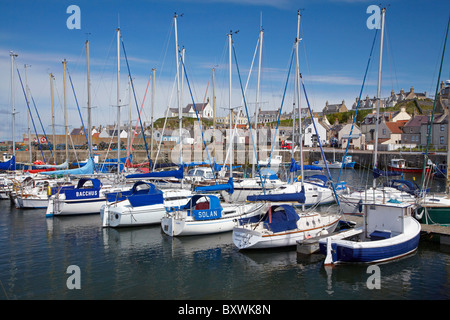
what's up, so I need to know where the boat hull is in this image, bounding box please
[419,206,450,226]
[46,197,106,217]
[319,215,421,264]
[15,196,48,209]
[161,203,266,237]
[101,202,166,227]
[387,166,431,173]
[233,216,340,249]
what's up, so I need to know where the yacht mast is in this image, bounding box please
[63,59,69,162]
[253,27,264,178]
[10,52,18,163]
[24,64,32,164]
[117,27,121,174]
[151,68,156,161]
[295,10,305,191]
[174,13,183,166]
[50,73,56,163]
[228,30,233,178]
[86,39,92,156]
[373,7,385,189]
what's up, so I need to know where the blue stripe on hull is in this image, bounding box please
[320,233,420,263]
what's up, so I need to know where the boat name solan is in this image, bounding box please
[196,210,220,219]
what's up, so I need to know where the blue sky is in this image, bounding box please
[1,0,449,140]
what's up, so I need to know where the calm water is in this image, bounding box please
[0,169,449,300]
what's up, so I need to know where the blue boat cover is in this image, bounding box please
[213,162,242,172]
[41,158,95,176]
[246,187,306,203]
[195,177,234,194]
[64,178,103,200]
[106,181,164,207]
[126,166,183,180]
[383,179,427,195]
[264,205,299,233]
[0,156,15,171]
[373,168,402,179]
[127,182,164,208]
[289,158,322,172]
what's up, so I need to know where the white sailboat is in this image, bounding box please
[161,194,266,236]
[101,181,191,228]
[232,11,342,250]
[233,204,340,249]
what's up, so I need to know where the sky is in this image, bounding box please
[0,0,449,141]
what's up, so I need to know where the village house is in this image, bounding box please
[322,100,348,115]
[401,115,428,147]
[352,95,386,110]
[337,123,365,150]
[169,99,213,119]
[420,113,448,149]
[303,118,327,147]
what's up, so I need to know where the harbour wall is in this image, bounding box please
[13,146,447,170]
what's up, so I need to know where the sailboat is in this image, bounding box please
[161,27,267,237]
[100,181,191,227]
[232,11,342,250]
[319,8,421,265]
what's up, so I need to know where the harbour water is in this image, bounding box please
[0,169,449,300]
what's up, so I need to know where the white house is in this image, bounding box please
[169,99,214,119]
[303,118,327,147]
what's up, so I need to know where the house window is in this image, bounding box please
[440,124,445,131]
[440,136,445,144]
[382,129,386,135]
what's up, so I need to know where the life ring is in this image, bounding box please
[413,206,424,220]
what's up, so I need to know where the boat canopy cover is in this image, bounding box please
[0,156,15,171]
[289,158,322,172]
[213,162,242,172]
[246,187,306,204]
[126,166,183,180]
[194,177,234,194]
[183,194,223,221]
[126,182,164,208]
[64,176,102,200]
[76,178,102,189]
[383,179,426,195]
[264,205,300,233]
